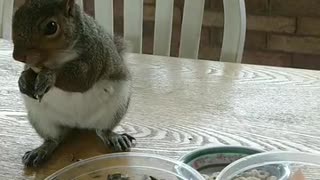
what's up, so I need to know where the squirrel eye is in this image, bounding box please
[44,21,58,36]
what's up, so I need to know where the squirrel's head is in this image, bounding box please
[12,0,80,68]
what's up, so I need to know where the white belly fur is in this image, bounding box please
[22,80,131,137]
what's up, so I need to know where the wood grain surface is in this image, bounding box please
[0,39,320,179]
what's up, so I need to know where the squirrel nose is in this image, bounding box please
[13,53,27,63]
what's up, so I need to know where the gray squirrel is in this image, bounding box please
[12,0,135,167]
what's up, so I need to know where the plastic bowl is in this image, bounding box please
[179,146,263,176]
[45,152,205,180]
[216,151,320,180]
[178,145,290,179]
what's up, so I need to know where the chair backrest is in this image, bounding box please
[92,0,247,63]
[221,0,246,63]
[0,0,14,40]
[1,0,246,63]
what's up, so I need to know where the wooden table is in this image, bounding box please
[1,39,320,180]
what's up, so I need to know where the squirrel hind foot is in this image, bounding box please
[96,130,136,152]
[22,140,59,167]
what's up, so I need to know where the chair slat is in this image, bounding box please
[153,0,174,56]
[1,0,14,40]
[220,0,246,63]
[179,0,205,59]
[0,0,4,37]
[95,0,114,36]
[123,0,143,53]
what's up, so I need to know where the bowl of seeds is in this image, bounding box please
[45,152,205,180]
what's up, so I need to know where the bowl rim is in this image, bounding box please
[178,145,265,164]
[45,152,205,180]
[215,151,318,180]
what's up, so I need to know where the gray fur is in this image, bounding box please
[13,0,130,92]
[12,0,135,167]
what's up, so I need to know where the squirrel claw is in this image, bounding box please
[36,94,44,103]
[22,148,48,167]
[109,133,135,152]
[96,130,136,152]
[34,70,55,102]
[22,140,58,167]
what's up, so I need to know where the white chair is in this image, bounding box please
[0,0,14,40]
[0,0,246,63]
[93,0,246,63]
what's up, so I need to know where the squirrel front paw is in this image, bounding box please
[18,69,37,99]
[34,70,56,102]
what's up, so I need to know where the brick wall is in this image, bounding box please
[14,0,320,70]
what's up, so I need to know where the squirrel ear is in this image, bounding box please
[63,0,75,16]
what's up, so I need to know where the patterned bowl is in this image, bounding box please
[179,145,290,179]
